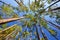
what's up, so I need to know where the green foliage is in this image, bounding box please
[22,14,38,27]
[11,30,19,38]
[0,15,2,19]
[40,18,48,28]
[39,9,45,15]
[56,14,60,19]
[30,0,44,11]
[30,2,35,11]
[19,3,28,12]
[0,25,16,36]
[0,0,59,39]
[0,28,3,31]
[16,25,22,32]
[2,5,14,15]
[0,16,1,19]
[24,21,31,27]
[0,14,3,19]
[0,25,22,39]
[25,14,37,22]
[40,38,45,40]
[24,14,34,18]
[47,0,51,4]
[2,23,7,29]
[22,31,30,38]
[12,14,19,18]
[49,29,57,36]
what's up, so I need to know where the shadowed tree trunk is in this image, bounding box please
[44,18,60,29]
[34,25,40,40]
[37,0,60,13]
[39,25,48,40]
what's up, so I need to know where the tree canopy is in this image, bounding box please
[0,0,60,40]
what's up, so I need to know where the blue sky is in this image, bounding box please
[1,0,34,7]
[1,0,60,8]
[1,0,60,9]
[1,0,18,7]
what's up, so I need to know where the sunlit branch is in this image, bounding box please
[0,24,19,40]
[6,29,18,38]
[0,17,24,24]
[0,24,17,32]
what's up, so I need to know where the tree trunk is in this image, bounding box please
[0,17,24,24]
[39,25,48,40]
[34,25,40,40]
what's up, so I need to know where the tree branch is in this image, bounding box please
[45,0,60,9]
[50,7,60,11]
[39,25,48,40]
[0,1,17,9]
[37,0,60,13]
[0,17,24,24]
[0,1,8,5]
[34,25,40,40]
[43,18,60,29]
[14,0,25,6]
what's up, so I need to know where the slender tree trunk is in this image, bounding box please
[39,25,48,40]
[50,7,60,11]
[44,18,60,29]
[43,26,58,40]
[45,0,60,9]
[37,0,60,13]
[34,25,40,40]
[0,17,24,24]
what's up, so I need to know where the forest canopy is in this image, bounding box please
[0,0,60,40]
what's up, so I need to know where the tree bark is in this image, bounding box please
[34,25,40,40]
[0,17,24,24]
[44,19,60,29]
[39,25,48,40]
[45,0,60,9]
[37,0,60,13]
